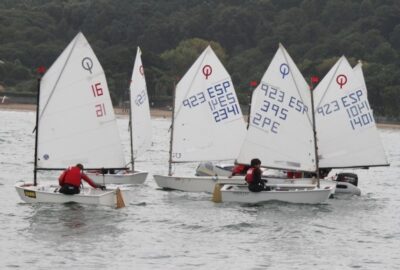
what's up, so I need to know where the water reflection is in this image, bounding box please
[26,203,126,242]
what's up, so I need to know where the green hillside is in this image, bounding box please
[0,0,399,118]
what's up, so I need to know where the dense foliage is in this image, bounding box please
[0,0,399,118]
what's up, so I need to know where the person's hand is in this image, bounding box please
[97,184,106,190]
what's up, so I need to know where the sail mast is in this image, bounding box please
[33,68,45,186]
[168,81,177,176]
[310,77,320,188]
[246,82,257,129]
[128,87,135,171]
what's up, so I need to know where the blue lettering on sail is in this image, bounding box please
[251,82,309,134]
[181,80,241,123]
[135,90,147,106]
[316,89,374,130]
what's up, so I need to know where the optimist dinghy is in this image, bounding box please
[15,32,127,208]
[153,46,247,192]
[220,184,332,205]
[88,47,151,185]
[15,182,127,207]
[216,44,334,204]
[210,49,389,201]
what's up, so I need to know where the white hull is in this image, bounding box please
[87,170,148,185]
[220,184,332,204]
[15,182,127,207]
[266,178,336,195]
[153,174,337,195]
[196,162,360,196]
[153,175,245,193]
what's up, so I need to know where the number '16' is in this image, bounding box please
[91,82,103,97]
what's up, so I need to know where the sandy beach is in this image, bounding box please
[1,102,399,128]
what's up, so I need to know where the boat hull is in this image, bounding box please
[153,174,336,195]
[196,162,359,196]
[266,178,336,195]
[220,184,332,204]
[153,175,245,193]
[87,170,148,185]
[15,182,127,207]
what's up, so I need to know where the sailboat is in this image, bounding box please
[87,47,151,185]
[220,44,333,204]
[153,46,247,192]
[206,56,388,198]
[15,32,127,207]
[312,57,389,193]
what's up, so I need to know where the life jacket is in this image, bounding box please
[62,166,83,187]
[245,168,254,184]
[232,164,246,175]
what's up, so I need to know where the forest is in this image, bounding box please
[0,0,399,119]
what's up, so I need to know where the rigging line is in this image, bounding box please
[38,34,80,120]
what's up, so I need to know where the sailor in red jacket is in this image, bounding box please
[245,158,269,192]
[229,163,250,177]
[58,163,104,194]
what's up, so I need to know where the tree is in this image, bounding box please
[161,38,226,78]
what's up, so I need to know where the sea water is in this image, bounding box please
[0,110,399,270]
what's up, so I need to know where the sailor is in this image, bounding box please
[245,158,268,192]
[58,163,105,194]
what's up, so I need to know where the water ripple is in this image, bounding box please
[1,112,400,270]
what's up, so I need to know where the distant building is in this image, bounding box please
[0,60,4,64]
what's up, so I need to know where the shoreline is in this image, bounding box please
[1,103,399,129]
[0,103,172,118]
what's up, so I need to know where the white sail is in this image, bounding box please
[314,56,388,168]
[353,61,368,97]
[37,32,126,169]
[172,46,246,162]
[130,47,152,159]
[237,44,316,171]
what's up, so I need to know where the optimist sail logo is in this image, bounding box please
[202,65,212,79]
[336,74,347,89]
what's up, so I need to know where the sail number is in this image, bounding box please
[316,89,373,130]
[252,82,308,134]
[90,82,107,118]
[91,83,104,97]
[182,80,241,123]
[135,90,147,106]
[24,190,36,198]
